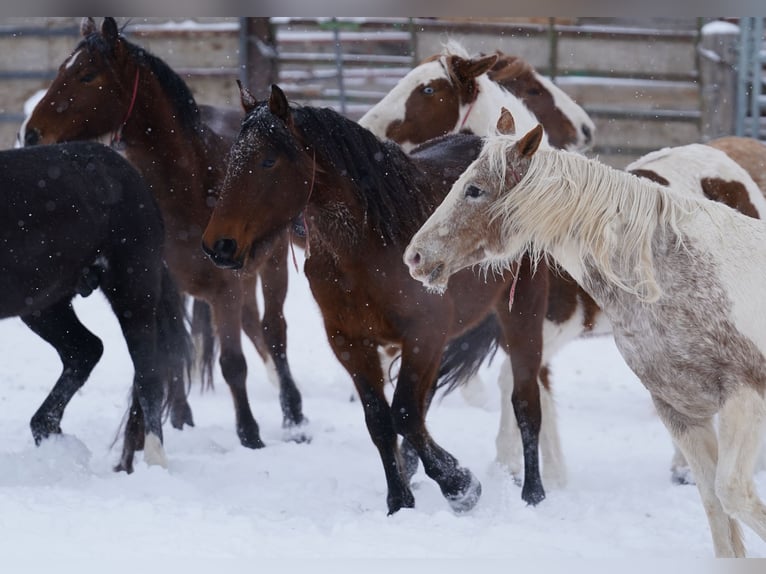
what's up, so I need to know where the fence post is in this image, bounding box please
[698,20,740,140]
[240,18,278,100]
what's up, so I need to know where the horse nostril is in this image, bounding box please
[24,129,40,147]
[581,124,592,144]
[407,250,421,268]
[213,238,238,259]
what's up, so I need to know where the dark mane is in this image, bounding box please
[251,104,440,246]
[80,32,202,135]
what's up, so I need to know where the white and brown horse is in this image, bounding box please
[405,114,766,557]
[360,40,594,152]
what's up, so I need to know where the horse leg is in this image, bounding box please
[392,339,480,513]
[22,300,103,444]
[670,442,695,485]
[653,396,744,557]
[256,238,307,438]
[212,291,264,449]
[715,385,766,545]
[190,297,216,390]
[495,356,523,481]
[538,365,566,488]
[495,257,548,505]
[333,334,414,514]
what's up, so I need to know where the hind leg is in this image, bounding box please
[715,386,766,544]
[190,297,216,390]
[653,396,744,557]
[22,300,103,444]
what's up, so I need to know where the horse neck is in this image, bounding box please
[466,77,543,140]
[116,70,228,219]
[509,149,670,299]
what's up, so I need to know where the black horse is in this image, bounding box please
[0,141,192,472]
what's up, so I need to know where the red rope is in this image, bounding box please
[112,69,140,145]
[458,98,476,131]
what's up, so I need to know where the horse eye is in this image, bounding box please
[422,86,435,95]
[80,73,96,84]
[464,184,484,199]
[527,88,542,97]
[261,158,275,168]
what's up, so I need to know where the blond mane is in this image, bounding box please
[484,138,700,302]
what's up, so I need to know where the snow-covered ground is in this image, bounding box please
[1,256,765,569]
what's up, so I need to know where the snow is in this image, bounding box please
[1,255,765,568]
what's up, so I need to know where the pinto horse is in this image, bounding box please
[21,17,307,447]
[359,40,594,152]
[202,83,551,513]
[0,141,192,473]
[405,114,766,556]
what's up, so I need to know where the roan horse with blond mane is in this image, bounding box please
[405,110,766,557]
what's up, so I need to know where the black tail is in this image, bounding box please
[191,298,217,391]
[436,314,502,395]
[157,265,195,428]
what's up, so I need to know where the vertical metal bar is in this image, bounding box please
[735,18,752,136]
[750,18,764,138]
[238,17,248,88]
[332,18,347,115]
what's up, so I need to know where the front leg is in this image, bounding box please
[331,332,414,514]
[495,256,548,505]
[392,338,481,513]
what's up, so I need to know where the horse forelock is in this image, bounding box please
[484,139,697,301]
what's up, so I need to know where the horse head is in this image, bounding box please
[202,84,313,269]
[405,109,544,292]
[22,17,137,146]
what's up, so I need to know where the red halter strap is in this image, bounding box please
[112,69,140,146]
[458,98,476,131]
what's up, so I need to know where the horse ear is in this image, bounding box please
[496,108,516,135]
[451,53,498,84]
[268,84,292,124]
[80,17,97,37]
[101,17,120,44]
[516,124,544,158]
[237,80,258,114]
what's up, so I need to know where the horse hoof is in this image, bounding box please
[282,418,311,444]
[170,403,195,430]
[446,472,482,514]
[521,484,546,506]
[387,489,416,515]
[671,467,695,485]
[30,416,62,446]
[143,433,168,469]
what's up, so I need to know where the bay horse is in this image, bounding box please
[21,17,307,446]
[405,114,766,557]
[359,40,594,152]
[0,140,192,473]
[202,83,551,513]
[360,40,602,487]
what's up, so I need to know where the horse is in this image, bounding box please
[20,17,308,447]
[0,140,192,473]
[404,113,766,557]
[358,40,594,152]
[707,135,766,197]
[360,40,603,487]
[201,83,553,513]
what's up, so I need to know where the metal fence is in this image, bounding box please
[736,17,766,139]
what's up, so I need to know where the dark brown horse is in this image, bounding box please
[202,84,549,514]
[21,17,307,446]
[0,140,192,473]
